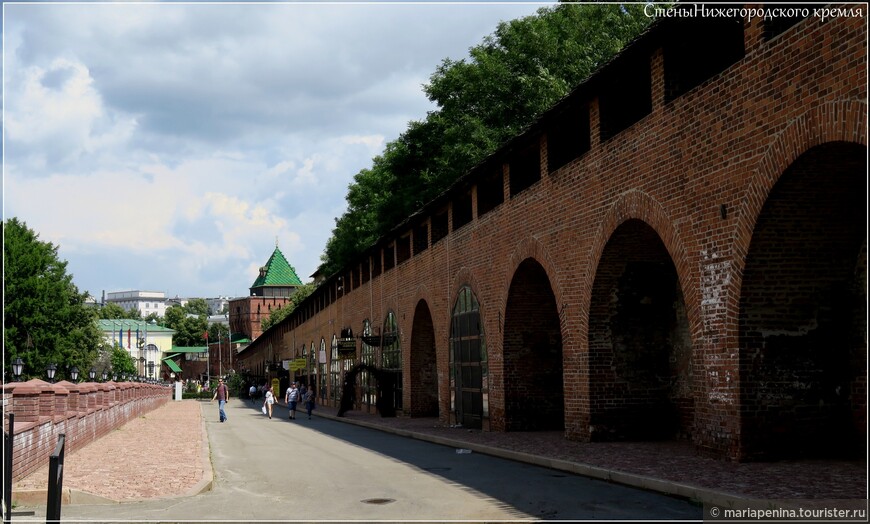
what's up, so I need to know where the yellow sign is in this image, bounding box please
[271,378,280,397]
[289,358,307,371]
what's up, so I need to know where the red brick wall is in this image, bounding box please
[247,10,866,460]
[229,296,291,341]
[2,380,171,481]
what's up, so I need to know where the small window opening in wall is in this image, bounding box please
[361,260,370,284]
[477,170,504,217]
[413,223,429,255]
[547,104,590,173]
[396,235,411,264]
[509,142,541,197]
[351,267,360,290]
[452,191,473,231]
[384,244,395,271]
[431,209,448,245]
[664,16,744,102]
[599,54,652,141]
[372,253,382,278]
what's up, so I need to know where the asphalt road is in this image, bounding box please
[55,400,703,521]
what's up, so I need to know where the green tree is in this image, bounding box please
[109,344,137,377]
[98,303,128,319]
[164,305,186,330]
[208,322,229,341]
[186,298,209,317]
[321,3,651,275]
[261,284,316,331]
[3,218,102,381]
[171,316,209,347]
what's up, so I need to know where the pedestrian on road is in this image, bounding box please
[211,378,229,422]
[264,385,275,419]
[285,382,299,419]
[249,384,256,404]
[302,385,315,420]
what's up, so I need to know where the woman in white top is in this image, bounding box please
[264,385,275,419]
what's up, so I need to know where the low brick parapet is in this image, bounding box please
[2,379,172,481]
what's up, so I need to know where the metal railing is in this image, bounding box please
[45,434,66,523]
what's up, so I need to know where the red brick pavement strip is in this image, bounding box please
[13,398,867,506]
[13,400,209,503]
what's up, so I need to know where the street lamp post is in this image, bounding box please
[70,366,80,383]
[102,369,109,382]
[12,357,24,381]
[46,363,57,383]
[88,367,96,382]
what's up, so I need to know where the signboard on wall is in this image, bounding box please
[337,338,356,354]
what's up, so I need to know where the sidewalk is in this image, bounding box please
[12,398,866,509]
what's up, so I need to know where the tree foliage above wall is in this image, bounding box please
[320,3,652,276]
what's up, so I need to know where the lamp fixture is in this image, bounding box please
[12,357,24,381]
[46,362,57,383]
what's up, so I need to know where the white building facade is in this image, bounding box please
[105,290,167,318]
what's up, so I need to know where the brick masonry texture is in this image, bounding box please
[2,380,172,481]
[240,8,867,461]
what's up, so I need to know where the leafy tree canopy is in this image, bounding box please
[3,218,103,381]
[261,284,315,331]
[186,298,210,317]
[208,322,229,341]
[98,303,140,320]
[321,3,651,276]
[163,304,209,347]
[109,344,137,377]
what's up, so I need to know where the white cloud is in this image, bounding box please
[5,58,139,166]
[3,1,550,298]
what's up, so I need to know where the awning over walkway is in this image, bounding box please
[163,358,182,373]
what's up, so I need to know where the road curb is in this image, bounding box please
[317,411,754,509]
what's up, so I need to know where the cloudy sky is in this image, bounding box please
[3,1,551,301]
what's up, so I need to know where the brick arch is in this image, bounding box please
[500,237,565,431]
[731,99,867,299]
[733,100,867,460]
[454,266,494,352]
[579,189,700,349]
[500,236,565,321]
[447,267,493,429]
[450,266,485,313]
[408,293,438,418]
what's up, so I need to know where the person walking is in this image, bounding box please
[264,385,275,419]
[302,385,315,420]
[211,378,229,423]
[248,384,257,405]
[285,382,299,420]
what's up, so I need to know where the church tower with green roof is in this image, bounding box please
[249,246,303,297]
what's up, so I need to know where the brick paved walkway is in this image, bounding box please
[13,398,866,506]
[13,400,208,502]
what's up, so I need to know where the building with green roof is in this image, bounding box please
[98,319,175,380]
[229,245,304,344]
[250,246,303,297]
